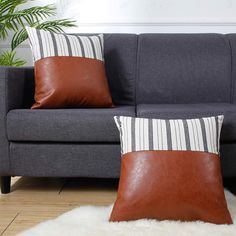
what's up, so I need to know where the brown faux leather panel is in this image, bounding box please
[110,150,232,224]
[32,56,113,108]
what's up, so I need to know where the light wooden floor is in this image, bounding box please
[0,177,235,236]
[0,177,118,236]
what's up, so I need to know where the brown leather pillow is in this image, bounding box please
[110,150,232,224]
[32,57,113,108]
[110,116,232,224]
[26,27,113,109]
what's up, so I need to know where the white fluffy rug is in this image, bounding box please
[18,190,236,236]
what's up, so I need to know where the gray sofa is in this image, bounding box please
[1,33,236,193]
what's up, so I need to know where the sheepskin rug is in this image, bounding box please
[18,190,236,236]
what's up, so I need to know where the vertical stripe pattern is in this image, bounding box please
[26,27,104,62]
[114,115,224,155]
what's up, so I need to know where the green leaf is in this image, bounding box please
[0,4,57,39]
[0,5,56,24]
[11,28,28,50]
[0,0,77,56]
[0,50,26,66]
[0,0,27,15]
[35,19,77,32]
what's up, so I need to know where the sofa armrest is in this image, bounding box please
[0,66,35,111]
[0,66,34,175]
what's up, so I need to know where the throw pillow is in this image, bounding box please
[110,116,232,224]
[26,27,113,108]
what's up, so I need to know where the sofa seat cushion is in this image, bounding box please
[137,103,236,142]
[7,106,135,142]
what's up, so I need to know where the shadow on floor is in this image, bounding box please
[9,176,236,194]
[223,177,236,194]
[11,177,119,193]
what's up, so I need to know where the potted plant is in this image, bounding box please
[0,0,76,66]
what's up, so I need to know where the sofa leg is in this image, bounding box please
[1,176,11,194]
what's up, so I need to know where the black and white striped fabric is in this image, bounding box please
[114,116,224,155]
[26,27,104,62]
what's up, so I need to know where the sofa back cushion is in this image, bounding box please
[103,34,137,105]
[227,34,236,104]
[136,34,232,104]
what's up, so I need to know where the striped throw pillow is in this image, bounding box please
[110,115,232,224]
[26,27,113,109]
[26,27,104,62]
[114,115,224,155]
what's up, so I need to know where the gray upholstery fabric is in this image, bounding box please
[137,103,236,142]
[0,68,10,175]
[10,143,121,178]
[7,106,135,142]
[137,34,231,104]
[9,142,236,178]
[227,34,236,103]
[221,144,236,177]
[0,67,34,174]
[103,34,137,105]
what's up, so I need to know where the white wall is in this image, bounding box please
[57,0,236,33]
[2,0,236,65]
